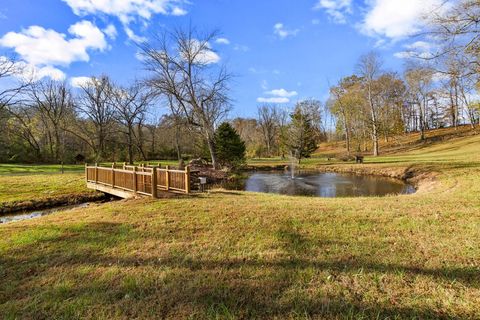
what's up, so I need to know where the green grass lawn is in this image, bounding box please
[0,172,91,204]
[0,135,479,319]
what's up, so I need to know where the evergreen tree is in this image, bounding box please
[287,106,318,163]
[214,122,246,168]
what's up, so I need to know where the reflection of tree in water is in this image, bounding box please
[279,178,317,196]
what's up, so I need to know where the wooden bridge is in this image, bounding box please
[85,163,192,198]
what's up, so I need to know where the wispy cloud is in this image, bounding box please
[273,23,299,39]
[314,0,352,24]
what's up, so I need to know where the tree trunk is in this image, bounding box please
[206,133,217,169]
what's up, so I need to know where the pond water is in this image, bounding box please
[240,171,415,197]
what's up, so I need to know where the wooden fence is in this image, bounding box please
[85,163,191,198]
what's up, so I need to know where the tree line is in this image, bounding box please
[0,0,478,165]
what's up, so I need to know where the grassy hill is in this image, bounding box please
[0,128,479,319]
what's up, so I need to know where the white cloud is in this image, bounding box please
[257,88,298,104]
[0,57,66,81]
[0,21,107,81]
[62,0,186,21]
[360,0,442,40]
[183,40,220,64]
[215,37,230,45]
[0,20,107,66]
[70,76,92,88]
[273,23,299,39]
[103,24,118,39]
[394,41,436,59]
[266,88,298,98]
[171,6,187,16]
[314,0,352,24]
[62,0,188,40]
[312,19,320,25]
[257,97,290,104]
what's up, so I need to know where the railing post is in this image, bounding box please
[151,167,158,198]
[165,165,170,191]
[111,163,115,188]
[133,166,138,194]
[123,162,126,170]
[185,165,191,194]
[94,163,98,184]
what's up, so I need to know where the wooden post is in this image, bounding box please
[111,163,115,188]
[94,163,98,184]
[165,165,170,191]
[151,167,158,198]
[85,163,88,183]
[133,166,138,193]
[123,162,126,170]
[184,165,190,194]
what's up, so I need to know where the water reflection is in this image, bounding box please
[243,172,415,197]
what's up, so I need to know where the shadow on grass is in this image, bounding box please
[0,221,478,319]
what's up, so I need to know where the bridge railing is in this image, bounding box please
[85,164,191,197]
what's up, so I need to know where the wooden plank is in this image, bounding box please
[87,182,135,199]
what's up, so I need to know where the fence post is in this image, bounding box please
[185,165,190,194]
[133,166,138,194]
[94,163,98,184]
[85,163,88,183]
[111,163,115,188]
[165,165,170,191]
[123,162,126,170]
[151,167,158,198]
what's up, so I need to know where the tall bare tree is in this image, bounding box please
[29,80,72,161]
[71,76,115,161]
[111,82,152,164]
[141,26,232,168]
[357,52,382,156]
[257,105,279,157]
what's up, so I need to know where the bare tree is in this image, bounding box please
[257,105,279,157]
[29,80,72,161]
[71,76,115,161]
[140,26,232,168]
[357,52,382,156]
[111,82,152,164]
[0,56,30,111]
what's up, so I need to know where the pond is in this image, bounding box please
[237,171,415,197]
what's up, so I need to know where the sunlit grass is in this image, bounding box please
[0,129,479,319]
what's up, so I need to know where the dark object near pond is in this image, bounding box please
[355,155,364,164]
[75,154,86,163]
[236,172,415,197]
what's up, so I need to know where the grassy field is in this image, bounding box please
[0,172,92,204]
[0,132,479,319]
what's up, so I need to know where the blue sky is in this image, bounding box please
[0,0,440,117]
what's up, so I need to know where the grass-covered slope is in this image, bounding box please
[0,131,479,319]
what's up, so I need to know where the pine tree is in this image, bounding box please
[214,122,246,168]
[287,106,318,163]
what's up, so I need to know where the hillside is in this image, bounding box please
[0,130,479,319]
